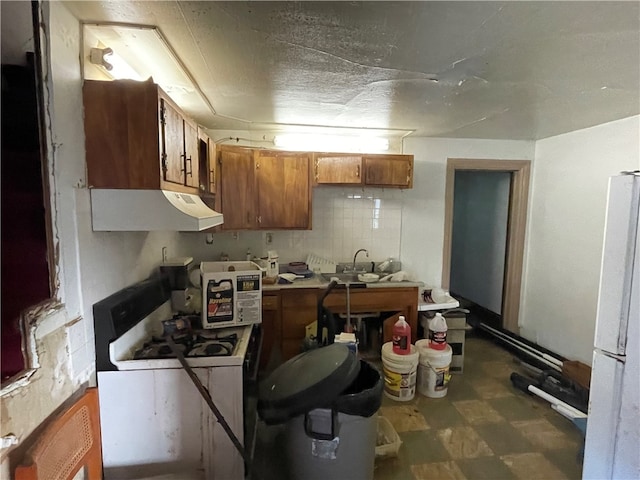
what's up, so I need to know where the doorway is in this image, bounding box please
[442,159,531,334]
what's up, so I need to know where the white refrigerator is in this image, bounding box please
[583,172,640,479]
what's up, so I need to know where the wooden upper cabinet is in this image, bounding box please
[256,150,312,229]
[183,119,199,189]
[198,131,216,195]
[313,153,362,185]
[363,154,414,188]
[83,79,199,194]
[160,98,185,186]
[218,146,256,230]
[217,145,312,230]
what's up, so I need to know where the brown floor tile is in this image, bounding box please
[380,405,430,433]
[470,377,515,399]
[453,399,505,425]
[511,419,577,450]
[411,461,467,480]
[457,456,518,480]
[480,360,519,380]
[487,395,543,422]
[474,422,534,455]
[544,448,584,480]
[397,429,452,465]
[416,396,467,430]
[445,379,480,402]
[374,456,415,480]
[437,426,494,459]
[500,452,568,480]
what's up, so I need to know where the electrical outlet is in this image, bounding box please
[265,232,273,245]
[161,247,168,262]
[232,232,238,240]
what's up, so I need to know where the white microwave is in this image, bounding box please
[201,261,262,329]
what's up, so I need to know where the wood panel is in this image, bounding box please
[183,119,199,189]
[324,287,418,343]
[281,289,317,340]
[363,154,413,188]
[161,98,185,186]
[260,293,280,370]
[256,151,311,229]
[314,154,362,184]
[84,80,161,189]
[218,146,256,230]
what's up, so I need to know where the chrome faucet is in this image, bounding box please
[351,248,369,272]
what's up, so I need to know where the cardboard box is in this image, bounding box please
[201,261,262,329]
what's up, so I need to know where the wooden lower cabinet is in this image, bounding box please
[260,293,280,370]
[280,289,317,361]
[323,287,418,344]
[262,286,419,366]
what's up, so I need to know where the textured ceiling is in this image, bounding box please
[66,1,640,140]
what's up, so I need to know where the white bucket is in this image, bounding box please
[416,340,452,398]
[381,342,419,401]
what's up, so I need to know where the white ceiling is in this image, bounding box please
[66,1,640,140]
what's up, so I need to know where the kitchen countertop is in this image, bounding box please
[262,275,460,312]
[261,274,424,291]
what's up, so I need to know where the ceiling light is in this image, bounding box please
[89,47,143,81]
[273,134,389,153]
[83,23,215,126]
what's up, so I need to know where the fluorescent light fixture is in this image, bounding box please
[273,134,389,153]
[83,23,215,126]
[89,47,143,81]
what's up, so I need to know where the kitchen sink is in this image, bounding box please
[320,272,367,283]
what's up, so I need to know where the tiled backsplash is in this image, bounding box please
[187,187,405,264]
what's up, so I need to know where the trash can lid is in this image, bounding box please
[258,344,360,425]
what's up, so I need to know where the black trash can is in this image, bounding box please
[258,343,383,480]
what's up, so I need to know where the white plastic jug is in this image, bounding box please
[428,313,448,350]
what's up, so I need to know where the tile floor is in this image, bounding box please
[252,332,584,480]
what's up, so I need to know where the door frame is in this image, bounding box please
[442,158,531,334]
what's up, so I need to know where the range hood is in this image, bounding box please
[90,189,224,231]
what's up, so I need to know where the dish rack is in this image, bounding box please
[305,254,336,274]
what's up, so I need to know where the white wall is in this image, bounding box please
[520,115,640,364]
[400,138,535,287]
[1,2,186,468]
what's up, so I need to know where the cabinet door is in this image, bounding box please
[363,155,413,188]
[281,289,317,361]
[314,154,362,184]
[219,147,256,230]
[256,151,311,229]
[183,119,199,189]
[161,99,185,186]
[198,133,217,194]
[260,293,280,370]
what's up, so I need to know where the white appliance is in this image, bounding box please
[93,277,261,480]
[583,172,640,479]
[90,189,224,231]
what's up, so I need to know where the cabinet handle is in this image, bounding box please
[210,169,215,190]
[406,164,411,184]
[257,215,262,224]
[185,156,193,177]
[356,165,360,178]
